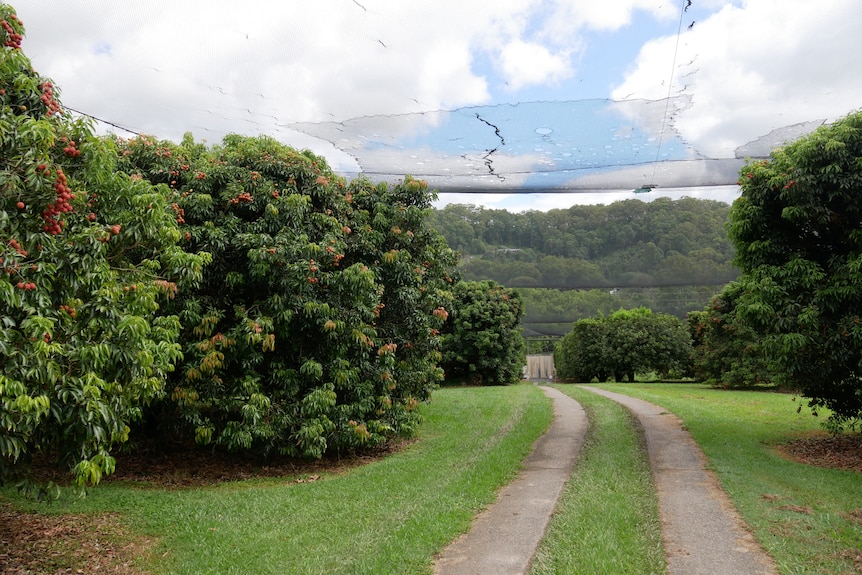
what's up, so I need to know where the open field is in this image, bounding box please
[1,382,860,574]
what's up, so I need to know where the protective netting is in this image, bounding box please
[291,97,826,193]
[12,0,860,198]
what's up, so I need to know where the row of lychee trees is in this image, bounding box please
[0,6,529,492]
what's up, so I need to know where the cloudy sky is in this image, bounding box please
[10,0,862,212]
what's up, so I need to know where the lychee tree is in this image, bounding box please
[687,282,776,387]
[728,111,862,428]
[554,317,611,382]
[553,308,690,382]
[116,134,457,458]
[344,176,458,402]
[602,307,691,382]
[0,4,209,490]
[440,280,526,385]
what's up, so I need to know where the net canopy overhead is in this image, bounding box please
[291,98,827,193]
[11,0,862,203]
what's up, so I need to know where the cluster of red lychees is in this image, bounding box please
[171,202,186,224]
[60,136,81,157]
[42,167,74,235]
[38,81,61,116]
[228,192,253,204]
[1,14,22,49]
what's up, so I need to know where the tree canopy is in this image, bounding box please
[727,110,862,425]
[440,281,526,385]
[688,282,776,387]
[554,308,691,382]
[116,134,458,459]
[1,7,458,489]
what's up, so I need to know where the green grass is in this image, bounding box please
[1,383,553,575]
[529,385,665,575]
[4,382,859,574]
[594,383,862,575]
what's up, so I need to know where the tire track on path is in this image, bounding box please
[433,386,588,575]
[581,386,778,575]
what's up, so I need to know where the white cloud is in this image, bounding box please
[498,40,571,90]
[540,0,677,33]
[12,0,682,143]
[14,1,503,139]
[612,0,862,156]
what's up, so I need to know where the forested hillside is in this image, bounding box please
[429,196,739,338]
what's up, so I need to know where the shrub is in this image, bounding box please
[555,308,691,382]
[440,280,526,385]
[117,134,458,457]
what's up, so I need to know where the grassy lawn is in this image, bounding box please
[529,385,665,575]
[3,382,859,574]
[593,383,862,575]
[0,383,553,575]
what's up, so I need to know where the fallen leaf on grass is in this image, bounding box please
[292,474,321,484]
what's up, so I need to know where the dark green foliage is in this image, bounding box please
[440,281,526,385]
[606,308,692,381]
[554,318,611,382]
[429,198,740,337]
[117,133,458,458]
[727,111,862,425]
[346,176,460,405]
[430,197,739,288]
[688,283,776,387]
[555,308,692,382]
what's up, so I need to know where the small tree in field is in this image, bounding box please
[603,308,691,382]
[554,317,611,382]
[688,282,776,387]
[440,281,526,385]
[728,111,862,428]
[554,308,691,382]
[0,6,208,489]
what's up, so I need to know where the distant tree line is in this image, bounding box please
[429,196,740,337]
[516,284,725,337]
[429,197,739,289]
